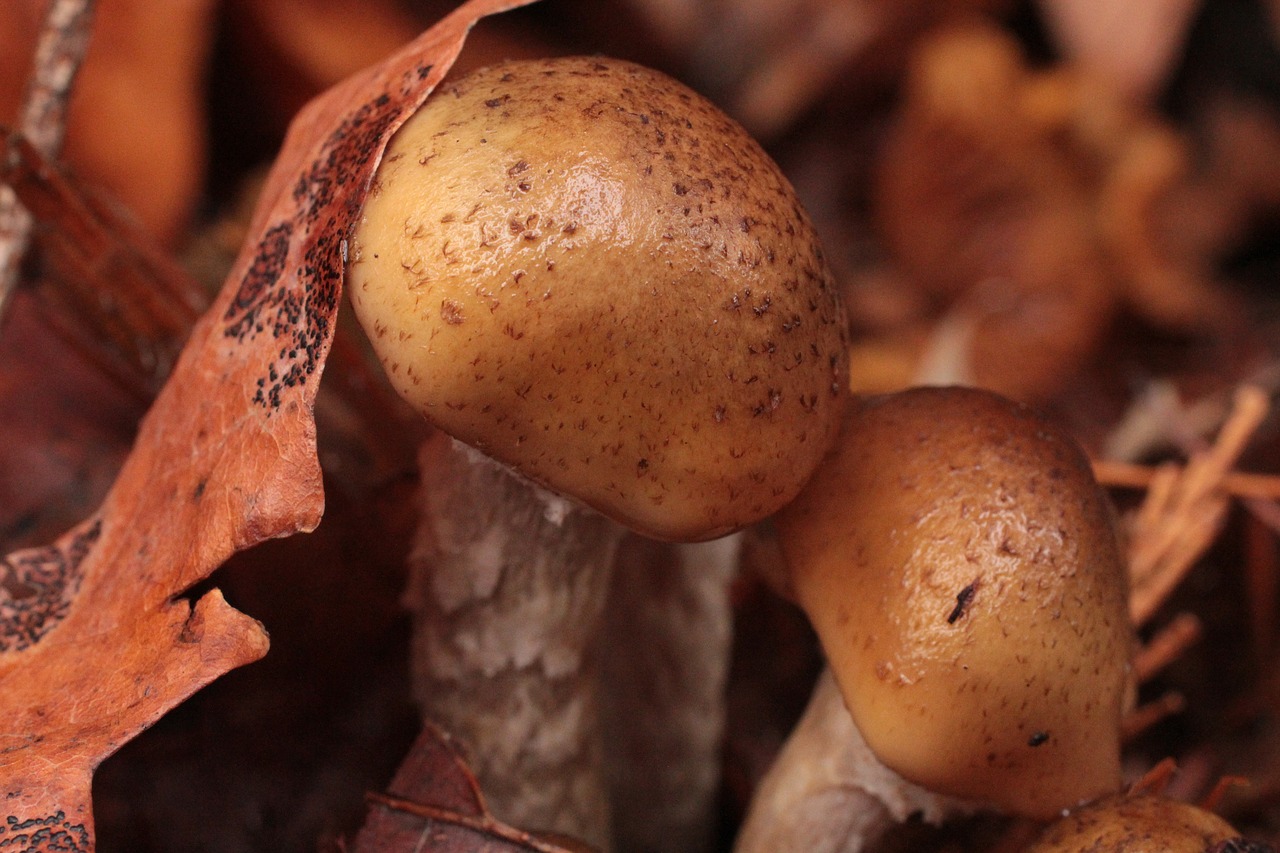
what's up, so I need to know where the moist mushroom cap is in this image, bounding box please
[349,56,847,541]
[1024,793,1244,852]
[777,386,1131,817]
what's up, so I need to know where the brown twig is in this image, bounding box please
[1200,775,1252,813]
[1119,386,1270,626]
[1129,756,1180,795]
[1094,458,1280,502]
[364,791,587,853]
[1122,691,1188,742]
[0,0,97,325]
[1100,384,1280,753]
[1133,611,1203,683]
[1096,385,1277,749]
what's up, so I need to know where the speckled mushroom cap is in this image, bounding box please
[1024,793,1252,853]
[775,386,1131,818]
[349,56,847,541]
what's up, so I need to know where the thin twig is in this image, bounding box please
[1094,458,1280,502]
[0,0,97,325]
[1200,775,1252,813]
[1122,691,1187,742]
[1124,386,1270,625]
[1133,612,1203,683]
[1129,757,1180,795]
[364,792,584,853]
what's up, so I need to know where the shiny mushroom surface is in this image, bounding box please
[350,55,847,542]
[774,386,1131,819]
[1025,793,1272,853]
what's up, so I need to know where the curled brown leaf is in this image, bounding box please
[0,1,537,848]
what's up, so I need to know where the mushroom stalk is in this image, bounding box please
[408,433,623,846]
[600,534,740,853]
[734,670,966,853]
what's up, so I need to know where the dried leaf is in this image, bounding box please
[0,0,94,322]
[353,724,597,853]
[3,134,207,393]
[1,0,216,249]
[0,1,535,848]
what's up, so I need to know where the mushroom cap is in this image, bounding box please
[349,56,847,541]
[1024,793,1246,852]
[775,386,1131,817]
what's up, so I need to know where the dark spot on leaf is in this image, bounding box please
[0,811,91,852]
[0,519,102,652]
[224,222,293,338]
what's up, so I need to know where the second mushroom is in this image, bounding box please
[736,385,1134,851]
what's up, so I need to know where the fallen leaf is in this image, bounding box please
[1,0,217,247]
[0,1,536,848]
[353,724,598,853]
[3,133,207,394]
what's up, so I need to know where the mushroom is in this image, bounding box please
[732,667,970,852]
[348,55,847,847]
[1025,792,1274,853]
[736,385,1132,850]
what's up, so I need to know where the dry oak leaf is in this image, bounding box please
[353,724,597,853]
[2,132,207,395]
[0,1,536,849]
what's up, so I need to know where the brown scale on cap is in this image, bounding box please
[349,55,847,542]
[775,386,1132,818]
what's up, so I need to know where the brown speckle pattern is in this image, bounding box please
[0,518,101,652]
[0,811,91,852]
[223,79,425,410]
[350,57,848,540]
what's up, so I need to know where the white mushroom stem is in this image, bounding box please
[412,435,744,852]
[599,534,741,853]
[407,433,624,848]
[734,669,970,853]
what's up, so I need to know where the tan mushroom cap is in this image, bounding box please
[1024,793,1244,852]
[349,56,847,542]
[775,386,1131,818]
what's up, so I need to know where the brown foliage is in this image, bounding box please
[0,1,535,848]
[353,724,597,853]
